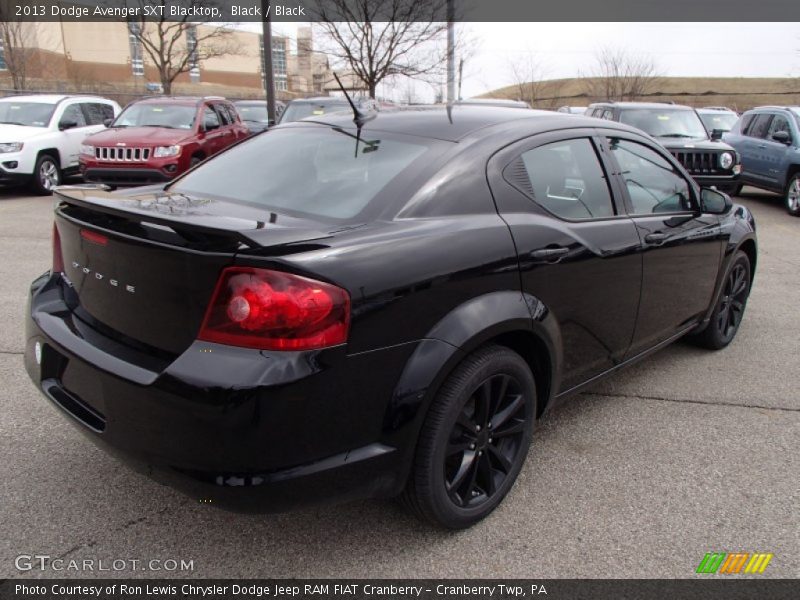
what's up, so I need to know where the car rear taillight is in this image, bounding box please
[198,267,350,350]
[52,223,64,274]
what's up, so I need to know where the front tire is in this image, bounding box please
[785,174,800,217]
[31,154,61,195]
[402,345,536,529]
[693,251,751,350]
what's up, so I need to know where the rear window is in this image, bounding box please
[170,126,436,221]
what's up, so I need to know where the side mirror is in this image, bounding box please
[771,130,791,144]
[103,118,114,127]
[58,119,78,131]
[710,128,724,141]
[700,187,733,215]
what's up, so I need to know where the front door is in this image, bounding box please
[602,135,723,356]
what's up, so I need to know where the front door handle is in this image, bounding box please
[644,232,670,245]
[530,247,570,260]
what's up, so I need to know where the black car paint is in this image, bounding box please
[24,109,757,512]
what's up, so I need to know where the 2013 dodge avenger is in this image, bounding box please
[25,105,757,528]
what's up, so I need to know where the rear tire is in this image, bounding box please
[785,174,800,217]
[402,345,536,529]
[31,154,61,195]
[190,156,203,168]
[692,251,751,350]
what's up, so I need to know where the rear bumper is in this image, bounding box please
[82,167,173,186]
[25,274,417,512]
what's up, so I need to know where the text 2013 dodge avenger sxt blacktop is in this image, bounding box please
[25,106,756,528]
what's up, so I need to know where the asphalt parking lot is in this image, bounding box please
[0,186,797,579]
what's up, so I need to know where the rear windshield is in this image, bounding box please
[0,101,56,127]
[114,104,196,129]
[170,126,437,221]
[279,102,349,123]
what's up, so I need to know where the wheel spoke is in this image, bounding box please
[447,449,478,498]
[491,393,524,430]
[455,411,477,437]
[475,381,491,428]
[446,440,472,456]
[492,419,525,439]
[487,443,513,474]
[477,452,496,496]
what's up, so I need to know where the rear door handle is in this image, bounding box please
[644,232,670,244]
[530,247,570,260]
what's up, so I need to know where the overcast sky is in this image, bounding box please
[268,22,800,100]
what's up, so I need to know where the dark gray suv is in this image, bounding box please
[723,106,800,216]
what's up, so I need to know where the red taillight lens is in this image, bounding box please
[52,223,64,274]
[198,267,350,351]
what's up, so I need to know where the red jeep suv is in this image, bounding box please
[79,96,249,186]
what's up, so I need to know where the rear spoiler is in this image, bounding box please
[54,186,332,251]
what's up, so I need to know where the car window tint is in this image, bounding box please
[214,104,232,125]
[747,114,773,139]
[203,106,220,128]
[61,104,87,127]
[608,138,693,214]
[81,103,107,125]
[739,113,755,134]
[171,127,434,221]
[768,115,791,137]
[518,138,615,220]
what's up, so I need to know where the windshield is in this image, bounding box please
[279,102,349,124]
[113,104,196,129]
[236,104,269,123]
[171,126,436,221]
[0,101,56,127]
[619,109,709,139]
[698,112,738,133]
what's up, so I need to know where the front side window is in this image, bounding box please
[114,104,196,129]
[517,138,615,220]
[171,126,433,221]
[203,106,220,129]
[61,104,87,128]
[608,138,693,214]
[767,115,791,139]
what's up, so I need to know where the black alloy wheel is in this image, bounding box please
[693,250,751,350]
[402,345,536,529]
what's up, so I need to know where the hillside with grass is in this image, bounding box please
[481,77,800,111]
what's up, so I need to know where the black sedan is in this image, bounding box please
[25,106,756,529]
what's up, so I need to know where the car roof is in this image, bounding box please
[456,98,532,108]
[696,107,737,114]
[589,101,694,111]
[283,105,640,143]
[749,105,800,112]
[134,96,224,106]
[0,94,111,104]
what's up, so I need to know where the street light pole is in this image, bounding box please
[446,0,455,103]
[261,0,276,124]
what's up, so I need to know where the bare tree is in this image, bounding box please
[129,1,241,94]
[506,49,549,107]
[314,0,453,99]
[586,46,661,102]
[0,16,39,91]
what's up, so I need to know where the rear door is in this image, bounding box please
[600,133,723,356]
[488,129,642,392]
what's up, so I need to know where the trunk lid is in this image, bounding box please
[54,186,332,355]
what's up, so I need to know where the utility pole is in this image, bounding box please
[446,0,455,103]
[261,0,276,124]
[457,57,464,101]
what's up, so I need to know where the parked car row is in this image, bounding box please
[0,93,357,194]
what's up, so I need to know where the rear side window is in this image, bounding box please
[746,114,773,139]
[171,126,434,221]
[214,103,232,125]
[516,138,615,220]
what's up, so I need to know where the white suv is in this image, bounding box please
[0,95,121,194]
